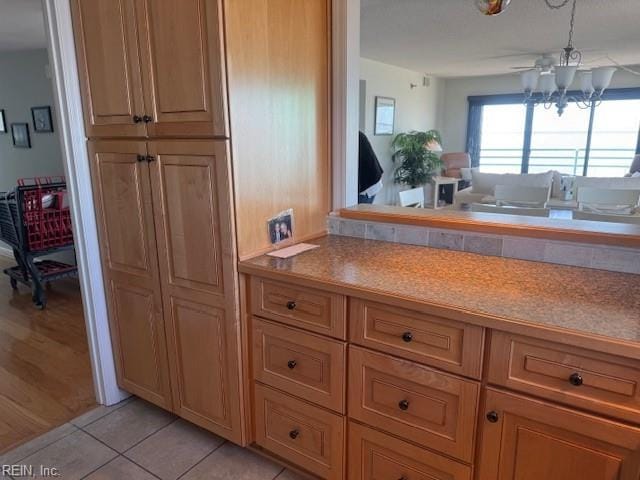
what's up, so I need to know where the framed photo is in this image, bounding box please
[267,209,295,247]
[0,110,6,133]
[31,106,54,133]
[374,96,395,135]
[11,123,31,148]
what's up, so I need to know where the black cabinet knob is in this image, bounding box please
[142,115,154,123]
[133,115,143,123]
[136,154,146,162]
[398,399,410,411]
[289,429,299,440]
[145,155,156,163]
[402,332,413,343]
[287,360,297,370]
[486,411,499,423]
[569,373,583,386]
[286,301,297,310]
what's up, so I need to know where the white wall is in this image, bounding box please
[440,67,640,153]
[0,48,65,255]
[360,57,442,205]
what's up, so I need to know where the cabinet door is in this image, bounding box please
[136,0,228,138]
[148,140,242,443]
[478,388,640,480]
[88,140,172,409]
[72,0,147,138]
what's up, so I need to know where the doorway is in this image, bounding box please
[0,0,95,453]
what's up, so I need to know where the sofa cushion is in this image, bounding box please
[470,171,553,195]
[574,176,640,190]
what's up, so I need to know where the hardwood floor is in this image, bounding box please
[0,256,95,453]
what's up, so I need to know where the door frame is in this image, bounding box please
[42,0,127,405]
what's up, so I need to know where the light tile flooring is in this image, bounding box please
[0,397,303,480]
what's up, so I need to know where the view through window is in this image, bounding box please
[476,93,640,176]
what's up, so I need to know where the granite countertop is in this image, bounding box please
[240,235,640,345]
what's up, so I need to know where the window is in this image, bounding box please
[528,102,590,175]
[478,104,526,174]
[467,89,640,176]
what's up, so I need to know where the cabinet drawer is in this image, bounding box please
[489,331,640,424]
[349,299,484,379]
[252,318,346,413]
[251,277,346,339]
[254,384,345,480]
[348,422,471,480]
[348,346,479,462]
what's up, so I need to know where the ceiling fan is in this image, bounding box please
[510,54,556,73]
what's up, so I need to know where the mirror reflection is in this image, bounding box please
[357,0,640,227]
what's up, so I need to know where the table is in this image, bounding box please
[430,176,459,209]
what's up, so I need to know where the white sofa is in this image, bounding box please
[455,170,640,210]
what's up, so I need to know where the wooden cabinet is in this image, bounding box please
[72,0,147,138]
[148,140,242,442]
[88,140,172,408]
[349,298,485,379]
[72,0,227,139]
[90,139,243,442]
[252,318,346,413]
[488,331,640,424]
[478,388,640,480]
[251,277,347,340]
[348,422,472,480]
[254,384,345,480]
[348,346,479,463]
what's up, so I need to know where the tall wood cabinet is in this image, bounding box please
[72,0,331,446]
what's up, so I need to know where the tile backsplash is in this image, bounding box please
[327,215,640,275]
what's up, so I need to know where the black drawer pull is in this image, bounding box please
[287,360,297,370]
[286,301,297,310]
[398,399,410,411]
[402,332,413,343]
[289,429,299,440]
[142,115,154,123]
[569,373,584,386]
[133,115,143,123]
[486,411,499,423]
[136,154,146,162]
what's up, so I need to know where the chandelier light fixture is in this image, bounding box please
[477,0,617,116]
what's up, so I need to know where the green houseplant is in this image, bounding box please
[391,130,443,188]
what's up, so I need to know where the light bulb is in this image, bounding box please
[475,0,512,16]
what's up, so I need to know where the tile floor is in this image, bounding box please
[0,397,303,480]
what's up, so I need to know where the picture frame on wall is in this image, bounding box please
[11,123,31,148]
[31,106,54,133]
[374,96,395,135]
[0,110,6,133]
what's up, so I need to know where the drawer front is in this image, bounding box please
[348,346,479,462]
[254,384,345,480]
[489,331,640,424]
[349,299,484,379]
[348,422,472,480]
[251,277,346,339]
[252,318,346,413]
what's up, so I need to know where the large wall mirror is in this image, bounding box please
[344,0,640,242]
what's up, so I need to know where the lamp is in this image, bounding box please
[475,0,512,16]
[425,140,443,152]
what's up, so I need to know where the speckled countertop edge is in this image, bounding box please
[240,236,640,348]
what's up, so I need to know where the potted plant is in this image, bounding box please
[391,130,443,188]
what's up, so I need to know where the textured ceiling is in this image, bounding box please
[361,0,640,77]
[0,0,46,52]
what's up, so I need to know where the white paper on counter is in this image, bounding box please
[267,243,320,259]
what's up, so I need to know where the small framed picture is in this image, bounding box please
[31,106,54,133]
[374,96,395,135]
[0,110,6,133]
[267,209,294,247]
[11,123,31,148]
